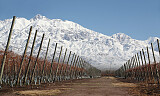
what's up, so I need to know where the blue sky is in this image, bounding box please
[0,0,159,40]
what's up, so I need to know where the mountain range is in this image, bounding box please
[0,14,159,70]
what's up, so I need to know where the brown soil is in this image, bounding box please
[128,82,160,96]
[0,77,135,96]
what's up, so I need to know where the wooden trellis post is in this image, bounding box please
[41,39,50,83]
[133,56,137,79]
[133,55,137,80]
[126,60,130,78]
[129,58,133,79]
[77,58,82,78]
[142,49,149,82]
[49,43,57,81]
[70,55,77,79]
[69,53,75,79]
[146,47,154,82]
[16,26,32,85]
[157,39,160,76]
[137,53,143,81]
[135,54,141,81]
[131,56,136,80]
[78,58,83,78]
[151,43,159,85]
[140,51,146,81]
[122,65,125,77]
[23,30,38,84]
[79,58,84,78]
[59,48,67,81]
[73,56,79,79]
[55,46,63,81]
[128,58,131,78]
[81,59,85,77]
[30,34,45,84]
[124,63,127,79]
[64,51,71,80]
[80,59,85,77]
[134,55,138,78]
[0,16,16,84]
[13,57,17,82]
[157,39,160,55]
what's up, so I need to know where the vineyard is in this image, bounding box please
[0,16,101,88]
[116,38,160,87]
[1,16,160,96]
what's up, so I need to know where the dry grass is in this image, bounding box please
[129,83,160,96]
[65,82,100,85]
[112,82,137,87]
[14,89,61,96]
[103,76,116,79]
[14,87,73,96]
[58,88,72,90]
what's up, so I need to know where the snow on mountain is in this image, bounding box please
[0,14,159,70]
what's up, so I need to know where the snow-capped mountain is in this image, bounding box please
[0,14,159,70]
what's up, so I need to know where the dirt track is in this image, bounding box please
[0,77,135,96]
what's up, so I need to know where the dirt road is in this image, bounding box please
[1,77,135,96]
[56,77,133,96]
